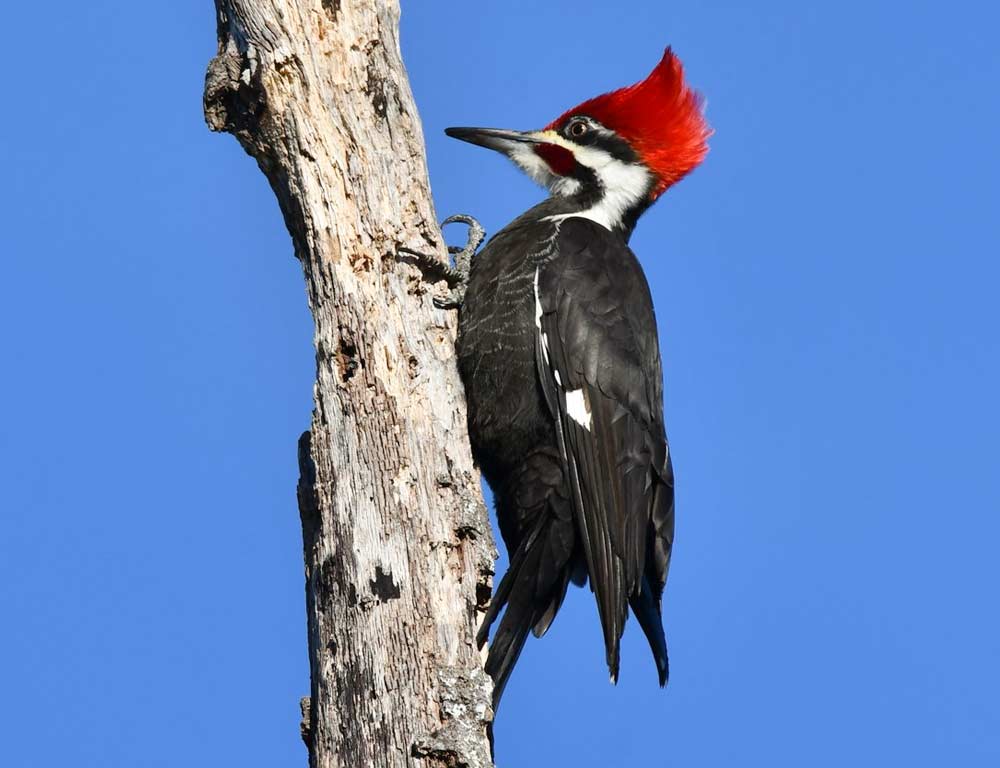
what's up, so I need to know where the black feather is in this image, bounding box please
[457,207,675,704]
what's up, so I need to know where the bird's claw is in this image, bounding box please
[397,246,463,284]
[439,214,485,291]
[397,214,485,310]
[433,295,463,310]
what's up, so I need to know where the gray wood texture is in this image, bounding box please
[203,3,496,765]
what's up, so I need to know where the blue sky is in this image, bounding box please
[1,2,998,766]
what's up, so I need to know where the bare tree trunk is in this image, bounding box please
[203,3,496,766]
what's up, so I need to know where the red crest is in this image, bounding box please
[546,48,712,198]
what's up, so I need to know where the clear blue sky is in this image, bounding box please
[1,2,998,766]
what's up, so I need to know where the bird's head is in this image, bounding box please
[446,48,711,234]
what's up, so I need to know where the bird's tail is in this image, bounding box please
[479,455,575,710]
[629,575,669,686]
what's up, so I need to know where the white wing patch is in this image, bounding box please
[536,262,587,430]
[565,388,592,431]
[533,268,543,329]
[534,267,550,363]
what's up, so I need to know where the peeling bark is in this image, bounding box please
[204,3,496,766]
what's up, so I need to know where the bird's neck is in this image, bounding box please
[544,182,652,241]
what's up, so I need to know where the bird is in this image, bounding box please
[440,48,710,708]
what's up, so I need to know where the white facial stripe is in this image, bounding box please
[581,157,651,230]
[501,131,582,198]
[532,130,652,231]
[550,176,582,196]
[553,143,651,230]
[502,129,652,227]
[531,130,574,151]
[507,142,558,188]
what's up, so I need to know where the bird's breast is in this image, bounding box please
[456,220,562,484]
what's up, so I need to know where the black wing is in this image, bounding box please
[535,217,675,683]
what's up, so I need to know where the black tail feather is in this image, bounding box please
[481,449,577,709]
[629,575,669,686]
[476,518,544,649]
[483,522,551,708]
[532,567,571,638]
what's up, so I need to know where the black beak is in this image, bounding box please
[445,127,541,153]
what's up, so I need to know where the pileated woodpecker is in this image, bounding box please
[435,49,710,707]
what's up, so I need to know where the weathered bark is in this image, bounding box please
[203,3,496,766]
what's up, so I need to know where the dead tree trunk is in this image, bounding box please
[203,3,496,766]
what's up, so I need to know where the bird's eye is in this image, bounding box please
[568,120,589,138]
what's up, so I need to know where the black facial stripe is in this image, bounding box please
[586,131,639,164]
[567,164,603,207]
[560,115,639,164]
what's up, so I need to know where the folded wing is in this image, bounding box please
[534,217,674,683]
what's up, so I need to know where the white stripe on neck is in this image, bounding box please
[544,146,651,231]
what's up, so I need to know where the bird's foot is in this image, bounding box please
[398,214,485,309]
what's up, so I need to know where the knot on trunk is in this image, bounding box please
[204,40,266,137]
